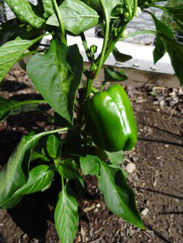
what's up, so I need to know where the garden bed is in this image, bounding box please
[0,68,183,243]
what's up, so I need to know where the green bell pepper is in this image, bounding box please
[84,84,137,152]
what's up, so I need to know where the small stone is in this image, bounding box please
[159,100,165,107]
[94,208,99,213]
[169,92,176,97]
[178,88,183,95]
[126,163,136,174]
[141,208,149,216]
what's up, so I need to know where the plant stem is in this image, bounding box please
[96,0,138,67]
[85,78,93,98]
[133,0,138,18]
[124,30,156,40]
[80,32,93,61]
[8,99,46,112]
[38,127,69,137]
[85,0,110,98]
[91,86,98,93]
[18,99,46,105]
[52,0,66,44]
[26,127,68,148]
[61,174,64,190]
[100,24,127,66]
[93,1,110,80]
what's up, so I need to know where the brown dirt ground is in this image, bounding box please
[0,69,183,243]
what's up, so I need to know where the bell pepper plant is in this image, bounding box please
[0,0,183,242]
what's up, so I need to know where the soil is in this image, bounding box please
[0,69,183,243]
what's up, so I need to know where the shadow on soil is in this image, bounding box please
[0,80,29,92]
[145,224,172,243]
[138,187,183,200]
[7,177,61,242]
[139,137,183,148]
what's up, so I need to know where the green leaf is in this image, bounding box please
[165,5,183,21]
[42,0,54,17]
[13,165,54,195]
[54,187,79,243]
[153,34,166,64]
[27,40,83,123]
[151,12,183,85]
[0,129,66,209]
[67,178,86,200]
[151,13,174,39]
[165,6,183,30]
[80,154,100,176]
[155,4,183,30]
[0,134,41,209]
[0,36,43,83]
[46,0,99,35]
[98,161,145,229]
[30,150,50,162]
[47,134,61,159]
[101,0,120,15]
[104,67,128,82]
[81,0,102,11]
[105,150,124,165]
[123,0,136,19]
[0,96,41,121]
[0,19,26,47]
[162,38,183,86]
[60,160,81,179]
[82,0,119,14]
[125,30,156,40]
[113,47,132,62]
[5,0,45,28]
[65,128,82,156]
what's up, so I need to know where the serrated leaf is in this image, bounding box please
[98,161,145,229]
[0,36,43,83]
[46,0,99,35]
[80,154,100,176]
[27,40,83,123]
[54,187,79,243]
[47,134,61,159]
